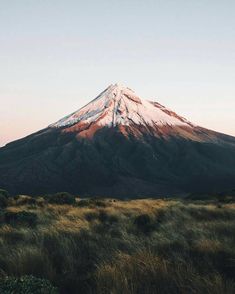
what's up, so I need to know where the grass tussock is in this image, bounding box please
[0,195,234,293]
[95,251,235,294]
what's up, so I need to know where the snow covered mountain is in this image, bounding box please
[51,83,192,129]
[48,83,227,143]
[0,83,235,197]
[49,83,198,140]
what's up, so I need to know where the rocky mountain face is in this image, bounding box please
[1,83,235,197]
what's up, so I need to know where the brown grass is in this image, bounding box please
[0,197,234,293]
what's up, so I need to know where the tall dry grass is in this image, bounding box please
[0,196,234,293]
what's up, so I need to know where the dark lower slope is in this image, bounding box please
[0,127,235,197]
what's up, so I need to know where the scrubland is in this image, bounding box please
[0,193,234,293]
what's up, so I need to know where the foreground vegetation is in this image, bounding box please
[0,190,234,293]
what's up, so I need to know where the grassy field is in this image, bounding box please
[0,194,234,293]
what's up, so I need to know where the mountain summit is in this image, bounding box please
[0,84,235,197]
[51,83,192,130]
[48,84,223,143]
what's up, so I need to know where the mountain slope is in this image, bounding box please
[0,84,235,197]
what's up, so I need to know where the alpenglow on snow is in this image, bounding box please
[51,83,193,129]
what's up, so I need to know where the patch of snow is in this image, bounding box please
[50,83,194,129]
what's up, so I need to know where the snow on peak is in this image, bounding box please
[50,83,193,129]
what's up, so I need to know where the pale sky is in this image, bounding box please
[0,0,235,146]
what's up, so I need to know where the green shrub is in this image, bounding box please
[133,214,155,234]
[98,210,118,224]
[85,211,99,222]
[76,199,91,207]
[77,198,107,208]
[0,189,9,198]
[0,195,8,209]
[15,195,37,206]
[0,275,58,294]
[47,192,76,205]
[4,211,37,226]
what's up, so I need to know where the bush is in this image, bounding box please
[77,198,107,208]
[14,195,37,206]
[134,214,155,234]
[47,192,76,205]
[0,195,8,209]
[4,211,37,226]
[0,275,58,294]
[98,210,118,224]
[0,189,9,198]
